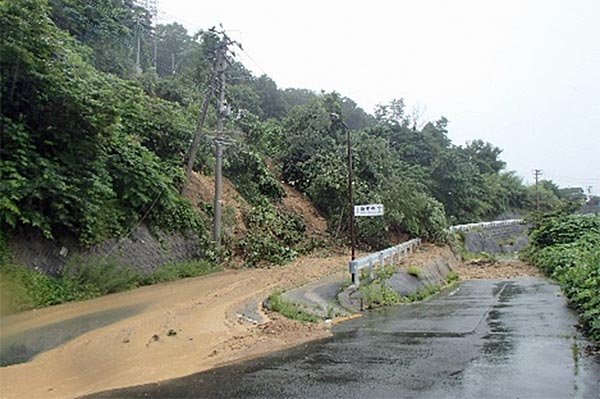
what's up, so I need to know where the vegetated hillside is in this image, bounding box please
[183,171,329,267]
[0,0,587,272]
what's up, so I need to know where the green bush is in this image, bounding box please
[224,144,284,205]
[403,285,441,302]
[524,214,600,341]
[360,281,401,308]
[406,265,422,278]
[446,271,460,283]
[0,264,64,313]
[239,203,305,267]
[528,213,600,249]
[0,2,203,246]
[59,257,142,300]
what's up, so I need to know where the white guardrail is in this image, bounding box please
[448,218,523,232]
[349,219,524,285]
[349,238,422,285]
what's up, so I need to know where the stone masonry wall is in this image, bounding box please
[7,225,205,276]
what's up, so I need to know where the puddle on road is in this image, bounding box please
[0,304,144,367]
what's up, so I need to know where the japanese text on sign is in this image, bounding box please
[354,204,384,217]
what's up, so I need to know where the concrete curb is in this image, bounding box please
[280,272,350,319]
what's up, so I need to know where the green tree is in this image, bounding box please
[462,139,506,174]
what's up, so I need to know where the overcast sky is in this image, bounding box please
[158,0,600,195]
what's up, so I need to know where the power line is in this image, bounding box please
[237,47,269,77]
[155,9,270,79]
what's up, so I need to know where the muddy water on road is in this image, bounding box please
[0,251,351,399]
[0,304,144,366]
[89,278,600,399]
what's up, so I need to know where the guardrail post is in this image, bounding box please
[349,260,359,286]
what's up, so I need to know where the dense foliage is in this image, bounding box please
[522,214,600,341]
[1,0,203,245]
[238,203,305,267]
[2,0,589,268]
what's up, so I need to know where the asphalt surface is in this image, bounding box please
[87,278,600,399]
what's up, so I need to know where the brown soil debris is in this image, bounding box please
[279,183,328,236]
[183,171,250,237]
[0,251,350,399]
[455,259,543,279]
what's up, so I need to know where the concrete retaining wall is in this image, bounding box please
[7,225,205,275]
[462,223,529,254]
[339,247,460,312]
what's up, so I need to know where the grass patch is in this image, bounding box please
[0,258,221,316]
[376,264,397,280]
[402,285,441,302]
[446,271,460,283]
[267,290,320,323]
[141,260,222,285]
[360,281,402,308]
[406,265,422,278]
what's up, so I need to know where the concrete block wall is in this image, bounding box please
[463,224,529,254]
[7,225,205,276]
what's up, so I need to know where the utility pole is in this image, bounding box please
[151,1,158,70]
[348,123,356,263]
[181,59,219,196]
[534,169,543,211]
[135,30,141,74]
[180,28,238,258]
[213,44,229,255]
[332,113,356,265]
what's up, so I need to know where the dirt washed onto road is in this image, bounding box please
[455,259,543,279]
[0,250,351,399]
[0,246,544,399]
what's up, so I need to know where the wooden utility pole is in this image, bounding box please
[180,28,239,258]
[534,169,543,211]
[181,46,222,196]
[332,113,356,274]
[213,46,229,255]
[347,123,356,263]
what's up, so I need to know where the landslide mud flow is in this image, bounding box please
[89,278,600,399]
[0,251,350,399]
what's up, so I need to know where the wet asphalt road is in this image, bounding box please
[88,278,600,398]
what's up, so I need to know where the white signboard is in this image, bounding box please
[354,204,384,217]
